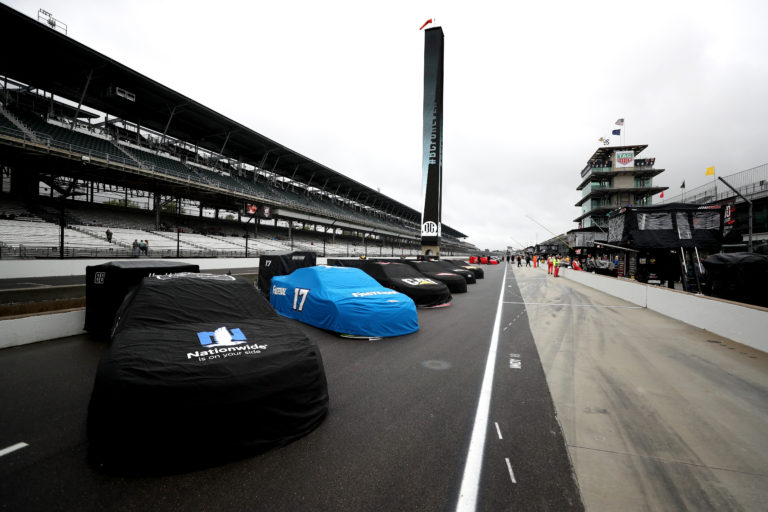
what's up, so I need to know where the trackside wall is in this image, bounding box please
[561,268,768,353]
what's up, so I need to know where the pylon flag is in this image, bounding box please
[660,191,664,198]
[706,166,715,176]
[419,19,433,30]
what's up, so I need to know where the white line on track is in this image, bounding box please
[504,301,642,309]
[505,458,517,484]
[494,422,503,440]
[0,442,28,457]
[455,264,507,512]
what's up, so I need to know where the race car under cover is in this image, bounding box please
[404,261,468,293]
[431,260,477,284]
[270,266,419,338]
[359,261,452,307]
[87,273,329,474]
[445,259,485,279]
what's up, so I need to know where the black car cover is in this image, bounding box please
[88,273,328,474]
[404,261,467,293]
[257,251,316,297]
[360,261,452,307]
[445,259,485,279]
[431,260,477,284]
[85,260,200,337]
[702,252,768,307]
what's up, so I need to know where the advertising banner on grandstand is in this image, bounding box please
[614,150,635,168]
[244,203,273,219]
[421,27,444,245]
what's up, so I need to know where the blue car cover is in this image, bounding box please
[270,266,418,338]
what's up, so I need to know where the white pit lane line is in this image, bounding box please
[0,442,29,457]
[455,264,507,512]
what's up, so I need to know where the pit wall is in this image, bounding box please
[0,257,329,349]
[561,268,768,353]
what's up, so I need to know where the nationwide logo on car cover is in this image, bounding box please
[197,326,247,347]
[187,327,268,362]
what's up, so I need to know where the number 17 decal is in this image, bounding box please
[293,288,310,312]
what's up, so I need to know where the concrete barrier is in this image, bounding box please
[0,309,86,349]
[561,268,768,353]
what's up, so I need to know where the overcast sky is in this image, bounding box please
[7,0,768,250]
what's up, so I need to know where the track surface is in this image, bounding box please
[2,263,767,511]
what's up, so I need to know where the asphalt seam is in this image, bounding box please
[568,444,768,478]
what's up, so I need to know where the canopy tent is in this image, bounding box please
[607,203,724,250]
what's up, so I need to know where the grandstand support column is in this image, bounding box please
[153,192,160,229]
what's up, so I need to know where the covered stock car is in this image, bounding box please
[404,261,468,293]
[87,273,328,474]
[430,260,477,284]
[270,266,419,338]
[445,259,485,279]
[360,261,452,307]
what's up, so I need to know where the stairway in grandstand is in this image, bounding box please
[0,102,41,142]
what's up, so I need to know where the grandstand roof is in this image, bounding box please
[0,4,467,238]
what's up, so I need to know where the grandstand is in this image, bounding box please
[0,4,478,260]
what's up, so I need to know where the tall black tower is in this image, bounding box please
[421,26,444,256]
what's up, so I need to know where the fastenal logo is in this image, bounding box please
[197,326,247,347]
[421,221,438,236]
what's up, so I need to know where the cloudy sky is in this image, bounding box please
[6,0,768,250]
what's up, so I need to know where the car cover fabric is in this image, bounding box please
[88,273,328,474]
[270,266,418,337]
[257,251,316,297]
[85,260,200,337]
[431,260,477,284]
[703,252,768,307]
[404,261,468,293]
[445,260,485,279]
[359,261,452,307]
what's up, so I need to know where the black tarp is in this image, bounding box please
[431,260,477,284]
[404,260,467,293]
[445,259,485,279]
[88,273,329,474]
[84,260,199,337]
[702,252,768,307]
[257,251,316,297]
[360,261,452,307]
[607,203,724,250]
[326,258,371,268]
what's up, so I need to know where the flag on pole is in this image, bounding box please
[660,191,664,198]
[615,118,624,125]
[419,19,433,30]
[705,166,715,176]
[612,129,621,136]
[598,137,605,142]
[680,180,686,188]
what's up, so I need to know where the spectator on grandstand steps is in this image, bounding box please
[138,240,147,255]
[144,240,150,255]
[132,239,139,257]
[105,229,112,243]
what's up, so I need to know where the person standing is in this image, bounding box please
[105,228,112,243]
[525,255,531,267]
[132,239,139,257]
[554,255,560,277]
[547,256,553,275]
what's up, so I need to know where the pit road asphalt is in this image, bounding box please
[4,262,767,510]
[0,263,585,511]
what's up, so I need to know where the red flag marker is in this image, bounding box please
[660,191,664,198]
[419,19,432,30]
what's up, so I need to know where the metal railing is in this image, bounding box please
[659,163,768,205]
